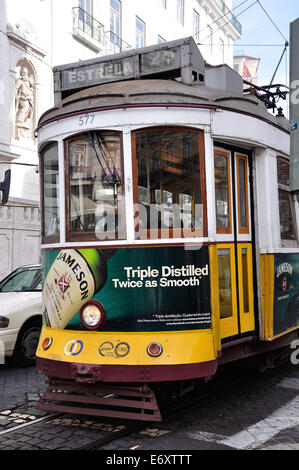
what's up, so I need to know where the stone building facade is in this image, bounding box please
[0,0,241,280]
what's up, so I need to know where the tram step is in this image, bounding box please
[37,379,162,422]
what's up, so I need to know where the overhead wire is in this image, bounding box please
[254,1,289,87]
[199,0,259,44]
[196,0,290,112]
[201,43,285,47]
[256,0,288,43]
[198,0,289,51]
[198,0,290,92]
[195,0,252,38]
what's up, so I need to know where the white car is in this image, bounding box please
[0,265,42,366]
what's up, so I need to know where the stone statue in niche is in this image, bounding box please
[15,65,35,140]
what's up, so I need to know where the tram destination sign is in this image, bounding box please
[53,37,205,102]
[60,56,135,90]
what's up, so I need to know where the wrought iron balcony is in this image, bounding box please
[72,7,105,49]
[104,31,132,55]
[213,0,242,35]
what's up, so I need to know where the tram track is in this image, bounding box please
[76,366,249,450]
[0,366,244,450]
[0,363,288,450]
[0,412,63,437]
[77,360,292,450]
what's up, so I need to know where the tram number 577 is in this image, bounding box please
[78,114,95,126]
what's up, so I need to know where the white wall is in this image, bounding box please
[0,0,241,278]
[47,0,240,68]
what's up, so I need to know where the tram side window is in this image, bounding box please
[66,132,125,240]
[217,249,233,319]
[214,151,231,233]
[41,143,60,242]
[277,157,296,241]
[236,155,249,234]
[133,128,206,238]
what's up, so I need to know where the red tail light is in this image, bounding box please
[42,337,53,351]
[147,342,163,357]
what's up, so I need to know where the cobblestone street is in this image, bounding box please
[0,359,299,452]
[0,362,46,419]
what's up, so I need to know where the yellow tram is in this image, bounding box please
[35,38,299,421]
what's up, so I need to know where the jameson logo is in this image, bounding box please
[276,262,293,278]
[43,249,97,329]
[112,264,209,289]
[56,251,90,300]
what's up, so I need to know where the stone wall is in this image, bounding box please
[0,198,40,281]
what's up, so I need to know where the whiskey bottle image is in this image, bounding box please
[42,248,115,329]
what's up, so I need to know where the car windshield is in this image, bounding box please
[0,268,42,292]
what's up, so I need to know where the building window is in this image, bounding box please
[79,0,92,16]
[133,127,206,239]
[73,1,104,48]
[220,38,225,63]
[78,0,93,33]
[277,157,296,240]
[207,25,213,53]
[177,0,184,25]
[193,9,199,41]
[110,0,121,46]
[136,17,145,48]
[66,131,125,241]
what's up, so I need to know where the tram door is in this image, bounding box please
[214,148,255,340]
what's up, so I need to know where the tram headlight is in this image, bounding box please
[80,300,106,330]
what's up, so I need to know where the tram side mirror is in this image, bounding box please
[0,170,11,205]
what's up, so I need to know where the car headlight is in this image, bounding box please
[0,316,9,328]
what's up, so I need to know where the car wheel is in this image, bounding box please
[13,320,41,367]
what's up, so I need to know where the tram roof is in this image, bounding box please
[37,37,290,134]
[38,77,290,133]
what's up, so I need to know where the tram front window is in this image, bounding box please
[67,132,125,240]
[133,128,206,238]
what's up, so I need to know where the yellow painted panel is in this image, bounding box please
[260,254,274,341]
[37,326,217,366]
[238,243,255,333]
[217,244,239,339]
[209,245,221,353]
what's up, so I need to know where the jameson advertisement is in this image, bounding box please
[42,245,211,332]
[274,253,299,336]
